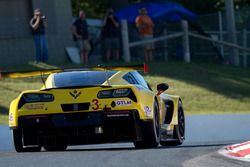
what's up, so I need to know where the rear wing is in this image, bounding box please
[0,64,149,79]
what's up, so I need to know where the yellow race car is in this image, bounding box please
[6,65,185,152]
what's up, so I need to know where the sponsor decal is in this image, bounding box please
[69,90,82,99]
[9,113,13,121]
[91,99,100,110]
[111,101,116,108]
[26,104,45,110]
[144,106,152,116]
[115,100,132,106]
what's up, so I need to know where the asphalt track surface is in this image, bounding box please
[1,114,250,167]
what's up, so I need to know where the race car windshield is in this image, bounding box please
[51,71,116,88]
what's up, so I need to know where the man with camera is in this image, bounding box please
[102,8,120,62]
[30,8,48,63]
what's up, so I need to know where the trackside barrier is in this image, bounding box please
[129,32,184,48]
[121,20,249,67]
[189,32,250,52]
[189,32,250,67]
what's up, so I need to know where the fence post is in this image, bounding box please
[218,11,225,59]
[243,29,247,67]
[121,20,131,63]
[181,20,191,63]
[225,0,239,66]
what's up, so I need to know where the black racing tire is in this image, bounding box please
[44,139,68,151]
[44,145,67,151]
[12,129,41,152]
[160,100,185,146]
[134,101,160,149]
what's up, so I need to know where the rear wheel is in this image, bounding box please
[134,101,160,149]
[44,145,67,151]
[160,100,185,146]
[44,138,68,151]
[12,129,41,152]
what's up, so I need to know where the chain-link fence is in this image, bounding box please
[126,6,250,65]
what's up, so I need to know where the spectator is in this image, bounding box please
[72,10,91,64]
[135,8,154,62]
[30,8,48,63]
[102,8,120,62]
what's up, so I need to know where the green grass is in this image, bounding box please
[0,114,8,125]
[146,62,250,114]
[0,61,250,124]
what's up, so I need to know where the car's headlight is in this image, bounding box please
[98,88,131,98]
[23,93,54,102]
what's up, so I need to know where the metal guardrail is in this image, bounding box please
[129,32,184,48]
[189,32,250,53]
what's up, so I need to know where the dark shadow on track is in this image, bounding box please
[161,143,229,149]
[63,143,231,152]
[65,147,135,152]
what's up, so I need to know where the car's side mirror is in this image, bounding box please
[157,83,169,95]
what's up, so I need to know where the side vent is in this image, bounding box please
[164,100,174,124]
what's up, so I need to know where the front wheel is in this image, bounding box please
[134,101,160,149]
[160,100,185,146]
[12,129,41,152]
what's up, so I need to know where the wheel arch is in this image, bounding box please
[161,95,181,126]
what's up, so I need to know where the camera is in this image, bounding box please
[41,15,46,19]
[108,12,113,16]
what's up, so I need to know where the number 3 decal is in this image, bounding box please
[92,99,100,110]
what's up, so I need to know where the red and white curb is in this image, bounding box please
[219,141,250,162]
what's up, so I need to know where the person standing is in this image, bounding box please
[72,10,91,64]
[102,8,120,62]
[30,8,48,63]
[135,8,154,62]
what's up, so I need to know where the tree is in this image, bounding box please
[71,0,250,18]
[173,0,223,14]
[173,0,250,14]
[71,0,137,18]
[71,0,110,18]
